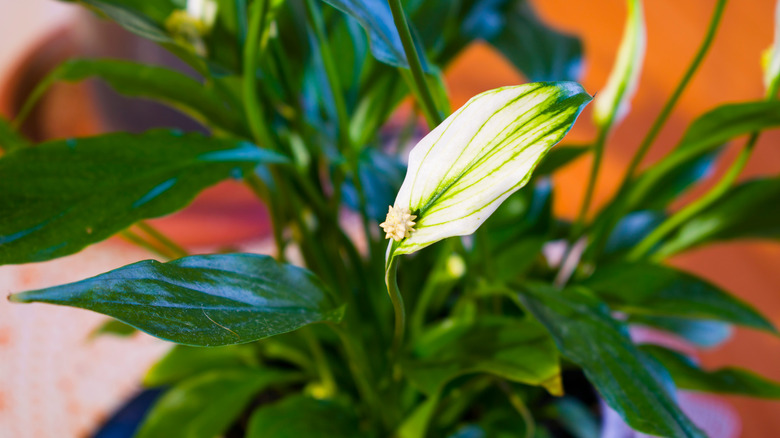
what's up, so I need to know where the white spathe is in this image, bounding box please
[387,82,591,257]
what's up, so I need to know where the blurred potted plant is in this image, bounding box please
[4,0,780,437]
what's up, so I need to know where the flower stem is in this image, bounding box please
[387,0,442,128]
[243,0,275,150]
[385,256,406,360]
[136,222,188,258]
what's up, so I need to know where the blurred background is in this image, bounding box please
[1,0,780,436]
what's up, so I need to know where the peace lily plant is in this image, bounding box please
[3,0,780,437]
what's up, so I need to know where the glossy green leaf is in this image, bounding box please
[137,368,299,438]
[405,316,562,397]
[592,0,645,128]
[320,0,430,71]
[17,59,246,135]
[629,101,780,210]
[629,315,733,348]
[398,394,440,438]
[603,210,665,257]
[583,262,775,332]
[0,130,284,265]
[488,1,582,81]
[144,344,259,386]
[388,82,591,257]
[656,177,780,257]
[247,395,363,438]
[10,254,344,346]
[642,345,780,398]
[517,283,705,437]
[90,318,137,339]
[0,116,29,153]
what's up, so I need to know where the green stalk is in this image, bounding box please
[588,0,728,259]
[628,79,780,261]
[571,127,609,238]
[301,326,337,397]
[120,230,176,259]
[243,0,275,149]
[387,0,443,128]
[385,256,406,359]
[497,379,536,438]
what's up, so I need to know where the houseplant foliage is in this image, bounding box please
[3,0,780,436]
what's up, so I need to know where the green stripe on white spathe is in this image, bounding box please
[592,0,645,129]
[390,82,592,256]
[765,1,780,91]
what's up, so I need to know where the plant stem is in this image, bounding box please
[387,0,442,128]
[120,230,176,259]
[385,256,406,360]
[497,379,536,438]
[571,127,609,238]
[243,0,275,150]
[245,172,287,261]
[301,327,337,396]
[589,0,728,258]
[136,222,188,258]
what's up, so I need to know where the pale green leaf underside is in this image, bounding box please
[392,82,591,256]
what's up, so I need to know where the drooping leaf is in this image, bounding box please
[656,177,780,257]
[0,130,285,265]
[320,0,431,71]
[17,59,247,135]
[246,395,363,438]
[136,368,299,438]
[0,116,29,153]
[79,0,176,42]
[628,315,733,349]
[488,1,582,82]
[144,344,259,387]
[642,345,780,399]
[582,262,775,332]
[405,316,562,396]
[603,210,665,257]
[10,254,344,346]
[388,82,591,257]
[592,0,645,128]
[517,283,705,438]
[90,318,137,339]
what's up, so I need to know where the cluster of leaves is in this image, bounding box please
[3,0,780,437]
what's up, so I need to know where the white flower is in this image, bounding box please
[385,82,591,258]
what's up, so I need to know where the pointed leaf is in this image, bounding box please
[144,344,259,387]
[592,0,645,128]
[9,254,344,346]
[405,316,562,396]
[582,262,775,332]
[137,368,299,438]
[629,315,733,349]
[517,283,705,437]
[642,345,780,399]
[0,130,285,265]
[247,395,362,438]
[389,82,591,256]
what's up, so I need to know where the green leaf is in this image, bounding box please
[629,101,780,211]
[582,262,775,332]
[0,116,29,153]
[657,177,780,257]
[642,345,780,399]
[10,253,344,346]
[517,283,705,438]
[144,344,259,387]
[398,394,440,438]
[628,315,733,348]
[342,148,406,221]
[487,1,582,82]
[17,59,246,135]
[405,316,562,397]
[137,368,299,438]
[553,397,601,438]
[320,0,431,71]
[247,395,363,438]
[603,210,665,257]
[592,0,645,128]
[388,82,591,257]
[89,318,137,339]
[0,130,285,265]
[79,0,176,43]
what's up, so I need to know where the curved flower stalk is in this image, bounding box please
[385,82,593,260]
